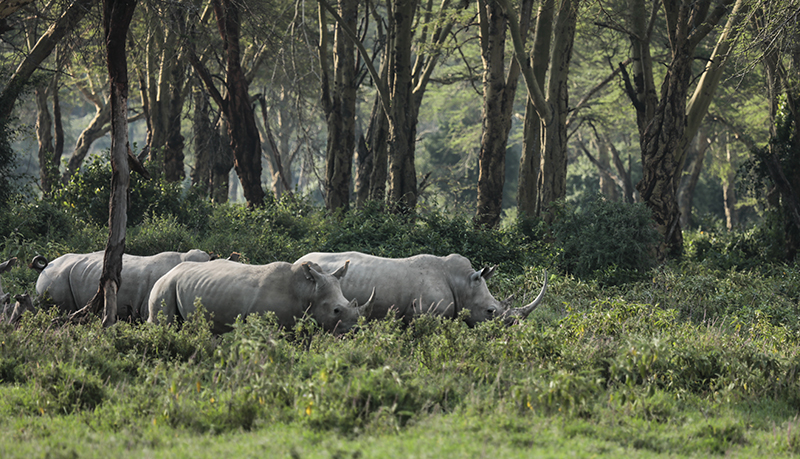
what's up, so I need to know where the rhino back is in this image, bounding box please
[171,260,302,332]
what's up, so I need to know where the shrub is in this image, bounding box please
[52,154,190,228]
[550,194,659,284]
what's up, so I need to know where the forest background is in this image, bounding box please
[0,0,799,457]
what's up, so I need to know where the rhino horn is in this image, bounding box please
[502,270,548,325]
[28,255,47,272]
[358,287,376,318]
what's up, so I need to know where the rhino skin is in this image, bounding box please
[3,293,34,325]
[295,252,547,327]
[31,249,212,320]
[147,259,373,335]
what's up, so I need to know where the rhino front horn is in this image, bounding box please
[503,270,547,325]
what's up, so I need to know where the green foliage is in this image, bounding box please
[550,194,660,284]
[52,155,203,230]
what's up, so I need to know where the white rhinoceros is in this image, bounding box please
[295,252,547,326]
[147,259,373,334]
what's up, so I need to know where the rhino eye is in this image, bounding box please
[333,307,341,315]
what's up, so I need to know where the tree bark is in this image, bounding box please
[628,0,735,259]
[475,0,532,228]
[190,0,264,207]
[677,130,711,229]
[319,0,358,212]
[517,0,553,217]
[538,0,577,220]
[34,83,56,195]
[386,0,420,213]
[71,0,137,327]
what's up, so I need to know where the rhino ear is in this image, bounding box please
[470,266,496,283]
[332,260,350,279]
[301,262,323,283]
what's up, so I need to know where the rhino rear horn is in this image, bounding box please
[358,288,376,318]
[503,270,548,325]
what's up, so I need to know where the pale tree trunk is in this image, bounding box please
[71,0,138,328]
[722,136,738,229]
[64,78,111,180]
[475,0,532,228]
[257,95,295,198]
[677,129,711,229]
[357,55,390,208]
[595,135,620,201]
[517,0,553,217]
[319,0,358,211]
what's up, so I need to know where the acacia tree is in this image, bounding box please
[190,0,264,208]
[318,0,359,211]
[320,0,469,212]
[70,0,139,327]
[474,0,533,227]
[498,0,578,222]
[618,0,740,258]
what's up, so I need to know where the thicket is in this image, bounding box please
[2,178,800,456]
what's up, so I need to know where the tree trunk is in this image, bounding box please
[319,0,358,212]
[475,0,532,228]
[628,0,735,259]
[71,0,137,327]
[538,0,577,220]
[722,138,738,229]
[213,0,264,208]
[64,93,111,180]
[516,0,552,218]
[386,0,420,213]
[677,130,710,229]
[34,83,56,195]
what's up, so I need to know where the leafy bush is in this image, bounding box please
[52,154,196,229]
[550,194,659,284]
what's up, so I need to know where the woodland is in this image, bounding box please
[0,0,799,457]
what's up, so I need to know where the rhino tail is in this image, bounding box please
[28,255,47,272]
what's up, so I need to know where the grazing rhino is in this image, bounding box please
[295,252,547,326]
[0,257,17,307]
[3,293,35,324]
[30,249,214,320]
[147,259,374,334]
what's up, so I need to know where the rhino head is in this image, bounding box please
[301,261,374,334]
[458,266,548,327]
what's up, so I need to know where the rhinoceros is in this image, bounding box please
[3,293,35,325]
[30,249,213,320]
[147,259,374,334]
[295,252,547,326]
[0,257,17,307]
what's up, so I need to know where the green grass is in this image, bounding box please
[2,198,800,457]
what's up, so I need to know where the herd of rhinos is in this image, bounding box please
[0,249,548,334]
